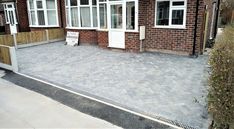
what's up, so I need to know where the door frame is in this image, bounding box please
[2,2,18,34]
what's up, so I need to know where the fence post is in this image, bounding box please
[13,34,18,49]
[9,47,18,72]
[46,29,49,43]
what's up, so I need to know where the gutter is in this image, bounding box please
[59,0,63,28]
[191,0,200,57]
[213,0,221,39]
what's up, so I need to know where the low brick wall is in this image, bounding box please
[66,29,97,44]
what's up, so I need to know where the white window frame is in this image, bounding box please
[66,0,97,29]
[65,0,138,32]
[3,3,18,25]
[155,0,187,29]
[27,0,59,27]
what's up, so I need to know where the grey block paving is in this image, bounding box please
[16,42,211,129]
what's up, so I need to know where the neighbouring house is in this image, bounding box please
[0,0,221,55]
[0,4,5,34]
[0,0,30,34]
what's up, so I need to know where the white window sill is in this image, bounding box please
[5,23,18,25]
[97,29,108,32]
[154,25,187,29]
[125,30,139,33]
[66,27,98,30]
[29,25,60,28]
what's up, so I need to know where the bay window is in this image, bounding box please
[66,0,97,28]
[27,0,58,27]
[155,0,186,28]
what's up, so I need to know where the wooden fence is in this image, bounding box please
[0,28,65,48]
[0,45,18,72]
[0,28,64,72]
[0,35,14,46]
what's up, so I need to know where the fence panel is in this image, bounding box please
[0,45,18,72]
[0,46,11,65]
[0,35,14,46]
[16,32,30,45]
[30,30,47,43]
[0,29,65,48]
[48,29,65,40]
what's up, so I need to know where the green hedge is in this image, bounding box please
[208,25,234,129]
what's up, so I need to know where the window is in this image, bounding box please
[155,0,186,28]
[126,1,135,30]
[27,0,58,27]
[98,0,107,29]
[3,3,18,24]
[66,0,97,28]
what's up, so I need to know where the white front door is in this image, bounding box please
[108,3,125,49]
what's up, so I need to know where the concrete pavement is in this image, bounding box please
[0,70,122,129]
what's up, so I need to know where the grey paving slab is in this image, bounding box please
[16,42,211,129]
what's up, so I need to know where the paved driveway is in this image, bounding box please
[17,42,210,129]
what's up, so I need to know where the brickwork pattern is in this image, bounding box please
[141,0,206,54]
[66,29,98,44]
[16,0,30,32]
[97,31,108,48]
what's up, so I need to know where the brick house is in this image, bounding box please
[0,0,220,55]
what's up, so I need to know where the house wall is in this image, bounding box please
[60,0,210,55]
[138,0,206,55]
[16,0,30,32]
[3,0,30,34]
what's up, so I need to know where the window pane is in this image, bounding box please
[111,4,122,29]
[93,7,97,27]
[37,11,45,25]
[36,1,43,9]
[172,10,184,25]
[47,10,57,25]
[126,2,135,30]
[99,4,107,29]
[99,0,106,2]
[70,0,77,6]
[172,1,184,6]
[7,4,13,8]
[29,0,34,9]
[9,11,15,24]
[71,7,79,27]
[80,0,89,5]
[80,7,91,27]
[156,1,169,26]
[66,8,70,26]
[92,0,97,5]
[31,11,36,25]
[4,10,9,23]
[46,0,56,9]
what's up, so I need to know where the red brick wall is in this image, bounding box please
[139,0,206,55]
[97,31,108,48]
[59,0,209,54]
[125,32,140,52]
[66,29,97,44]
[16,0,30,32]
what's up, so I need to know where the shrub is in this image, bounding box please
[208,25,234,129]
